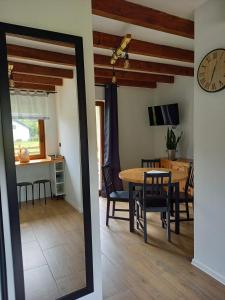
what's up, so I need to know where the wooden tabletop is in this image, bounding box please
[119,168,187,184]
[15,157,64,167]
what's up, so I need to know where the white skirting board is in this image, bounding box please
[192,259,225,286]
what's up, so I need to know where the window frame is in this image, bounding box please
[14,119,46,160]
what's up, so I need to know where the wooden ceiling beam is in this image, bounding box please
[13,82,56,92]
[93,31,194,63]
[95,77,157,88]
[7,44,75,66]
[95,67,174,83]
[12,73,63,86]
[94,54,194,76]
[9,61,73,78]
[92,0,194,39]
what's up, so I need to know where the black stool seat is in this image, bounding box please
[17,182,34,208]
[33,179,51,184]
[17,182,33,187]
[33,179,53,204]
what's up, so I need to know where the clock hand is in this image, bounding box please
[210,61,218,84]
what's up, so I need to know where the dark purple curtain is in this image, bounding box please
[103,83,123,192]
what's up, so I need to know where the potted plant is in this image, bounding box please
[166,128,183,160]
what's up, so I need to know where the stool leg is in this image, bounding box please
[32,185,34,207]
[25,186,28,204]
[44,183,47,205]
[49,181,53,199]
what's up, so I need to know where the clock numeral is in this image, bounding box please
[200,78,206,85]
[219,80,223,87]
[199,72,205,77]
[206,56,211,64]
[205,82,210,89]
[213,52,217,60]
[211,83,217,90]
[201,65,207,69]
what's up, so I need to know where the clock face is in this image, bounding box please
[197,49,225,92]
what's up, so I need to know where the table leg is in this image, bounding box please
[174,182,180,234]
[129,182,135,232]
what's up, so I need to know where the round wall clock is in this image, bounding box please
[197,48,225,93]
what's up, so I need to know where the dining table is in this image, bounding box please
[119,167,187,234]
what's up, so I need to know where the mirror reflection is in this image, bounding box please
[7,33,86,299]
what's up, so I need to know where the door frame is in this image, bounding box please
[95,101,104,193]
[0,22,93,300]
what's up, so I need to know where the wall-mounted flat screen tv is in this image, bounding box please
[148,103,179,126]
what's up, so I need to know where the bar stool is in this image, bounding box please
[17,182,34,208]
[33,179,53,204]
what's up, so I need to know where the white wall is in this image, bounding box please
[0,1,102,299]
[193,0,225,285]
[96,79,193,171]
[56,78,83,212]
[152,77,194,159]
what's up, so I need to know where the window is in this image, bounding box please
[13,119,46,160]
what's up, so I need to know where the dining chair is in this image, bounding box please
[171,163,194,221]
[102,164,130,226]
[141,159,161,168]
[136,171,172,243]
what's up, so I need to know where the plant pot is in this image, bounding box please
[167,149,176,161]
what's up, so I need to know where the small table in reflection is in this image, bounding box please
[119,168,187,234]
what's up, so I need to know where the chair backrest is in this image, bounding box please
[102,164,115,197]
[185,163,194,194]
[141,159,161,168]
[143,171,172,201]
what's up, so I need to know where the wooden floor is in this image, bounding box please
[99,197,225,300]
[19,197,225,300]
[19,199,86,300]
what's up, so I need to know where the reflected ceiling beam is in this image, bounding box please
[7,44,75,66]
[13,82,56,92]
[95,67,174,83]
[93,31,194,63]
[10,61,73,78]
[12,73,63,86]
[92,0,194,39]
[95,77,157,88]
[94,54,194,76]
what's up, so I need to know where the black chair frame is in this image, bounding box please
[102,164,130,226]
[136,172,172,243]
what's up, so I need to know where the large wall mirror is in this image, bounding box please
[0,23,93,300]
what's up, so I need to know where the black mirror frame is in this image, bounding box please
[0,22,94,300]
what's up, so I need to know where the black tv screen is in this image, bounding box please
[148,103,179,126]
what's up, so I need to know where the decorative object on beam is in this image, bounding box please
[8,64,15,88]
[110,34,131,65]
[124,51,130,69]
[112,65,117,83]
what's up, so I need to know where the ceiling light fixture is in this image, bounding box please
[124,52,130,69]
[110,34,132,65]
[112,65,117,84]
[8,64,15,88]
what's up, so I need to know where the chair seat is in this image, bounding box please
[109,190,129,202]
[17,182,33,187]
[33,179,51,184]
[137,195,167,208]
[172,192,193,203]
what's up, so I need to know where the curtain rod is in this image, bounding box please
[10,88,57,95]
